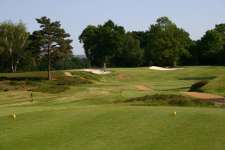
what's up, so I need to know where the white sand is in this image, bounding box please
[80,69,111,74]
[149,66,184,71]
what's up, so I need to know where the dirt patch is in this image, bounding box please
[182,92,225,103]
[136,85,151,91]
[117,73,128,80]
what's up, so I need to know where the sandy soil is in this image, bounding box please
[182,92,225,102]
[136,85,151,91]
[149,66,184,71]
[117,73,128,80]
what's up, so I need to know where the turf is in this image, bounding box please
[1,106,225,150]
[0,66,225,150]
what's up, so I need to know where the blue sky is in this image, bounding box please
[1,0,225,55]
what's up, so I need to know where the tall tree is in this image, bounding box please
[79,20,125,67]
[131,31,149,49]
[112,33,143,67]
[188,23,225,66]
[145,17,192,66]
[196,23,225,65]
[215,24,225,35]
[0,21,29,72]
[25,31,43,70]
[34,16,73,80]
[78,25,97,65]
[199,30,224,64]
[131,31,149,65]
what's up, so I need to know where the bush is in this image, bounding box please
[0,71,99,93]
[123,94,214,107]
[189,80,208,92]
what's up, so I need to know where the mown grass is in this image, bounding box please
[0,66,225,150]
[1,105,225,150]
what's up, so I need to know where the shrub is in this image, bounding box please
[0,71,100,93]
[123,94,214,107]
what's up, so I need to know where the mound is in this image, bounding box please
[201,75,225,96]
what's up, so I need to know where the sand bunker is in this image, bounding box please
[149,66,184,71]
[80,69,111,75]
[64,72,73,77]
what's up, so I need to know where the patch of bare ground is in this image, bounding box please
[136,85,151,91]
[182,92,225,104]
[117,73,128,80]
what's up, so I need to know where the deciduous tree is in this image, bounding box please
[145,17,192,66]
[0,21,29,72]
[79,20,125,67]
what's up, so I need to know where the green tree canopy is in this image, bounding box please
[112,33,144,67]
[0,21,29,72]
[79,20,125,67]
[145,17,192,66]
[197,28,225,65]
[32,16,73,80]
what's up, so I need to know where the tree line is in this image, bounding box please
[80,17,225,67]
[0,17,89,79]
[0,16,225,75]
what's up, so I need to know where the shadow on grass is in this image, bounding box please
[159,86,190,92]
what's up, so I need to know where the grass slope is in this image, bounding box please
[202,75,225,96]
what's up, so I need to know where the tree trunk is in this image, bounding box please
[173,61,177,67]
[103,62,106,72]
[9,48,15,72]
[103,56,107,72]
[11,60,17,73]
[47,46,52,80]
[11,64,15,72]
[14,64,17,72]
